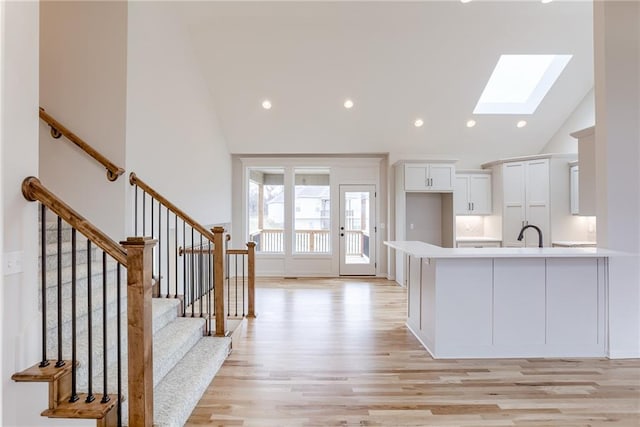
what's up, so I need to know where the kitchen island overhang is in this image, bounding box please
[385,241,618,359]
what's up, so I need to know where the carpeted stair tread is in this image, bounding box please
[151,336,231,427]
[152,298,181,334]
[151,317,206,385]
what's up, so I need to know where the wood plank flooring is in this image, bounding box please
[186,278,640,426]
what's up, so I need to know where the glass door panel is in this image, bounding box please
[339,185,376,276]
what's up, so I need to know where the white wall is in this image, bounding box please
[594,0,640,358]
[126,1,231,230]
[2,2,89,425]
[541,89,595,154]
[39,1,128,239]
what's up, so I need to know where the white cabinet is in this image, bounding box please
[571,126,596,216]
[501,159,550,247]
[455,172,492,215]
[405,163,455,192]
[570,164,579,215]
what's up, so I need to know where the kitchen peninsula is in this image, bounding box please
[385,241,615,359]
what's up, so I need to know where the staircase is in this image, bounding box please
[12,183,236,426]
[13,111,254,426]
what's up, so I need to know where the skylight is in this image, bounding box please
[473,54,572,114]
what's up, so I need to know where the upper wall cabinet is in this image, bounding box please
[570,163,579,215]
[404,163,455,192]
[571,126,596,216]
[455,171,492,215]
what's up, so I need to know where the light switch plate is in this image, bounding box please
[4,251,23,275]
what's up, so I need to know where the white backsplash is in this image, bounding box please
[456,216,485,237]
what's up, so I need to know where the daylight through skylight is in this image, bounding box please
[474,54,572,115]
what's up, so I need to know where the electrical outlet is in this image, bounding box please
[410,223,414,230]
[4,251,23,275]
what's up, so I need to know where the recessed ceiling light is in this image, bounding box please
[541,0,553,3]
[517,120,528,128]
[414,119,424,128]
[262,100,272,110]
[460,0,472,3]
[474,54,572,114]
[344,99,354,109]
[466,119,477,128]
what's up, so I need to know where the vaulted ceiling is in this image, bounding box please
[178,1,593,166]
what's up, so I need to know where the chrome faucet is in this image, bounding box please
[517,224,543,248]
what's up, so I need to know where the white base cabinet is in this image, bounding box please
[407,256,607,358]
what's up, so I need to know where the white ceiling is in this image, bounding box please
[179,1,594,166]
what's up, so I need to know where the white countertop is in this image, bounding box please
[456,236,502,242]
[552,241,597,247]
[385,240,619,258]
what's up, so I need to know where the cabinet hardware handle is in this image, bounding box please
[472,202,474,210]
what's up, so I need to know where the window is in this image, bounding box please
[248,168,284,253]
[474,54,572,114]
[294,168,330,254]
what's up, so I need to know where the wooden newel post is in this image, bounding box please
[247,241,257,318]
[212,227,227,336]
[120,237,157,427]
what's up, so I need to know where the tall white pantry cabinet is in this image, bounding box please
[483,154,577,247]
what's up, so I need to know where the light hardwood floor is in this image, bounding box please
[187,278,640,426]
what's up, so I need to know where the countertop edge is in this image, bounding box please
[384,241,626,258]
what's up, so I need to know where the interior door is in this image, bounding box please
[339,185,376,276]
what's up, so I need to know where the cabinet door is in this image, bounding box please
[454,175,471,214]
[405,164,428,191]
[502,162,526,247]
[469,174,492,214]
[429,164,455,191]
[570,165,579,215]
[525,159,550,247]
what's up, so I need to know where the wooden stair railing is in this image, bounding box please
[182,237,257,319]
[39,107,125,182]
[225,238,257,318]
[13,176,155,427]
[129,172,228,336]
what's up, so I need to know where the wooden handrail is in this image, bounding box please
[226,249,248,255]
[22,176,128,266]
[39,107,125,182]
[129,172,216,242]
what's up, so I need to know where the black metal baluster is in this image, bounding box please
[182,221,186,316]
[167,207,170,298]
[242,253,246,317]
[151,199,155,296]
[235,254,239,317]
[174,214,178,298]
[55,216,64,367]
[158,201,162,297]
[117,263,122,426]
[142,190,146,236]
[69,228,79,402]
[86,240,95,403]
[207,241,212,335]
[134,185,138,235]
[226,253,231,318]
[101,252,110,404]
[199,234,204,317]
[191,227,195,318]
[39,204,49,367]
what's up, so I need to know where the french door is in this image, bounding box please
[339,185,376,276]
